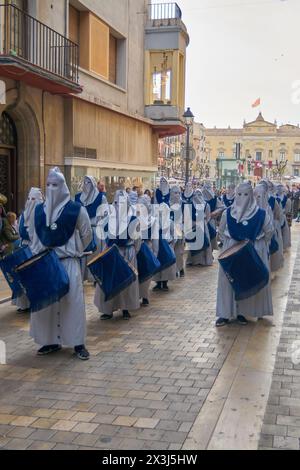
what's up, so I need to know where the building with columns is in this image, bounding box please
[0,1,189,210]
[204,113,300,186]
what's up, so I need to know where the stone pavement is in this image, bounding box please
[258,231,300,450]
[0,272,10,304]
[0,227,298,450]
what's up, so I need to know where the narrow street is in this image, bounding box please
[0,227,299,450]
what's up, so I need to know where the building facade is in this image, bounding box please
[205,113,300,187]
[0,0,189,210]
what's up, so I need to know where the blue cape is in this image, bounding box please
[155,189,170,206]
[35,201,81,248]
[227,208,266,242]
[19,213,30,242]
[75,192,104,219]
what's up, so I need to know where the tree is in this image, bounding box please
[272,160,288,180]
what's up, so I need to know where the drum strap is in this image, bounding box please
[35,201,81,248]
[75,192,104,219]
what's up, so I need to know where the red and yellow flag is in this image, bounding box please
[252,98,261,108]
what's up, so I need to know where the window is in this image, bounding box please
[218,151,224,158]
[256,151,262,161]
[152,70,172,104]
[69,5,80,44]
[294,169,299,177]
[109,34,117,84]
[295,153,300,162]
[69,9,126,87]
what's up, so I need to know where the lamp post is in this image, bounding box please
[183,107,194,185]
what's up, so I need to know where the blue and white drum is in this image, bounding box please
[16,250,70,313]
[88,244,137,301]
[157,239,176,272]
[0,246,33,299]
[218,240,269,301]
[137,242,161,284]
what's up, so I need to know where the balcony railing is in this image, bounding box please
[148,3,182,26]
[0,3,79,85]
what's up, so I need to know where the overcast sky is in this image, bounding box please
[160,0,300,128]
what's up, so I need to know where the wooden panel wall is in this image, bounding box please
[73,99,155,168]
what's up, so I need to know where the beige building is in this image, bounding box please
[0,0,189,210]
[204,113,300,185]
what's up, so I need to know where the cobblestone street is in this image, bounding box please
[0,227,299,450]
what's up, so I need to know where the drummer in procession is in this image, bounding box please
[275,183,292,251]
[222,183,236,208]
[28,168,93,360]
[170,185,185,278]
[216,181,274,327]
[258,179,284,274]
[14,187,44,313]
[94,189,141,321]
[75,176,109,280]
[137,193,159,307]
[152,182,177,292]
[202,182,225,250]
[186,189,214,267]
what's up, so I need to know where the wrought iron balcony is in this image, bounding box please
[147,2,185,27]
[0,3,82,94]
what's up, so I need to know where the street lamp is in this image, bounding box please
[183,107,194,184]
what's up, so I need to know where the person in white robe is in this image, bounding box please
[138,194,159,306]
[182,182,194,204]
[186,189,214,267]
[202,182,225,250]
[14,188,44,313]
[152,202,177,291]
[75,176,109,281]
[258,180,284,273]
[29,168,93,360]
[216,181,274,327]
[170,185,185,277]
[94,189,141,320]
[155,177,171,206]
[275,184,292,250]
[222,183,235,208]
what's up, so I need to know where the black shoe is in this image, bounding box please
[142,298,149,307]
[162,282,169,292]
[123,310,131,320]
[237,315,248,325]
[153,283,162,292]
[17,308,31,314]
[216,318,229,328]
[37,345,62,356]
[100,314,113,320]
[180,269,185,278]
[74,345,90,361]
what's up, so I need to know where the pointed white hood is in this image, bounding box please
[80,176,99,206]
[24,187,44,227]
[45,167,70,227]
[230,181,258,223]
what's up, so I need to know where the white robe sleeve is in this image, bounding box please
[218,211,227,242]
[261,211,274,244]
[76,207,93,251]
